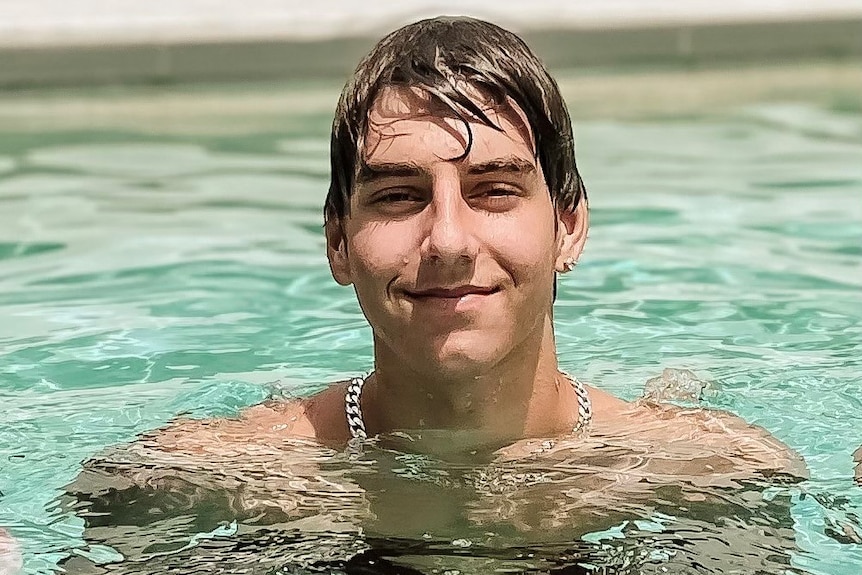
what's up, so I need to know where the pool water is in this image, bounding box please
[0,91,860,574]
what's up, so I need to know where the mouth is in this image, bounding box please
[404,285,501,300]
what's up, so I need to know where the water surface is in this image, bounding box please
[0,98,860,574]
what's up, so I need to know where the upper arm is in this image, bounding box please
[693,408,809,480]
[0,528,23,575]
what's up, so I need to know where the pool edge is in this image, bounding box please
[1,17,861,89]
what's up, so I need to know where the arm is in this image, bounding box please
[60,414,369,573]
[628,400,809,480]
[0,528,22,575]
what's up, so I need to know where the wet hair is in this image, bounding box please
[325,16,587,221]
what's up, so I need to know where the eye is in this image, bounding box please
[380,191,419,203]
[469,185,522,212]
[366,187,427,216]
[470,182,524,198]
[484,187,518,197]
[373,188,424,204]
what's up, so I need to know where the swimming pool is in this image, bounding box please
[0,78,860,574]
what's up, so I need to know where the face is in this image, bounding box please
[327,86,586,377]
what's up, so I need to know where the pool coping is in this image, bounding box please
[1,16,861,89]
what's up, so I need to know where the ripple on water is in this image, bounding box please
[0,103,860,575]
[0,242,65,261]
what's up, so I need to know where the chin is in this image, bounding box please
[420,331,510,378]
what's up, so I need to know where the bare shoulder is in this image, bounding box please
[148,382,352,454]
[584,384,807,480]
[583,383,631,422]
[631,401,808,479]
[243,382,352,442]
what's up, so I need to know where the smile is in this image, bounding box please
[406,285,499,299]
[403,285,501,312]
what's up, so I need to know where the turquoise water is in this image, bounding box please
[0,97,861,573]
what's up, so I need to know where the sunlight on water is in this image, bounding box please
[0,97,860,574]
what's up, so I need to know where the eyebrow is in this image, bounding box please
[357,156,536,184]
[356,161,423,184]
[466,156,536,176]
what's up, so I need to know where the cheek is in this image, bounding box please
[487,213,557,279]
[349,223,412,281]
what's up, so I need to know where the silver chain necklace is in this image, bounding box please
[345,373,592,441]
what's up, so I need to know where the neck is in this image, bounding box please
[362,316,580,442]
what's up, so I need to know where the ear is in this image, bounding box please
[554,198,589,272]
[325,218,353,286]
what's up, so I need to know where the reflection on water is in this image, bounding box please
[0,101,861,574]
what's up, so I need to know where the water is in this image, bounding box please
[0,91,860,574]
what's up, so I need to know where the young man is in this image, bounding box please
[313,14,607,446]
[237,16,801,470]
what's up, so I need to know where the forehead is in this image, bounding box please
[362,85,536,167]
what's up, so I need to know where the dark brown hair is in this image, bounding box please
[325,16,586,221]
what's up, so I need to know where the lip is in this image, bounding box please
[405,285,500,299]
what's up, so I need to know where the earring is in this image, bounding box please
[562,258,577,272]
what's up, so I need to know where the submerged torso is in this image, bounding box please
[62,387,806,574]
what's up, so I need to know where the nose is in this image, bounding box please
[420,171,478,263]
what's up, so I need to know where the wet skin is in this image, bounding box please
[324,85,593,439]
[58,404,808,574]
